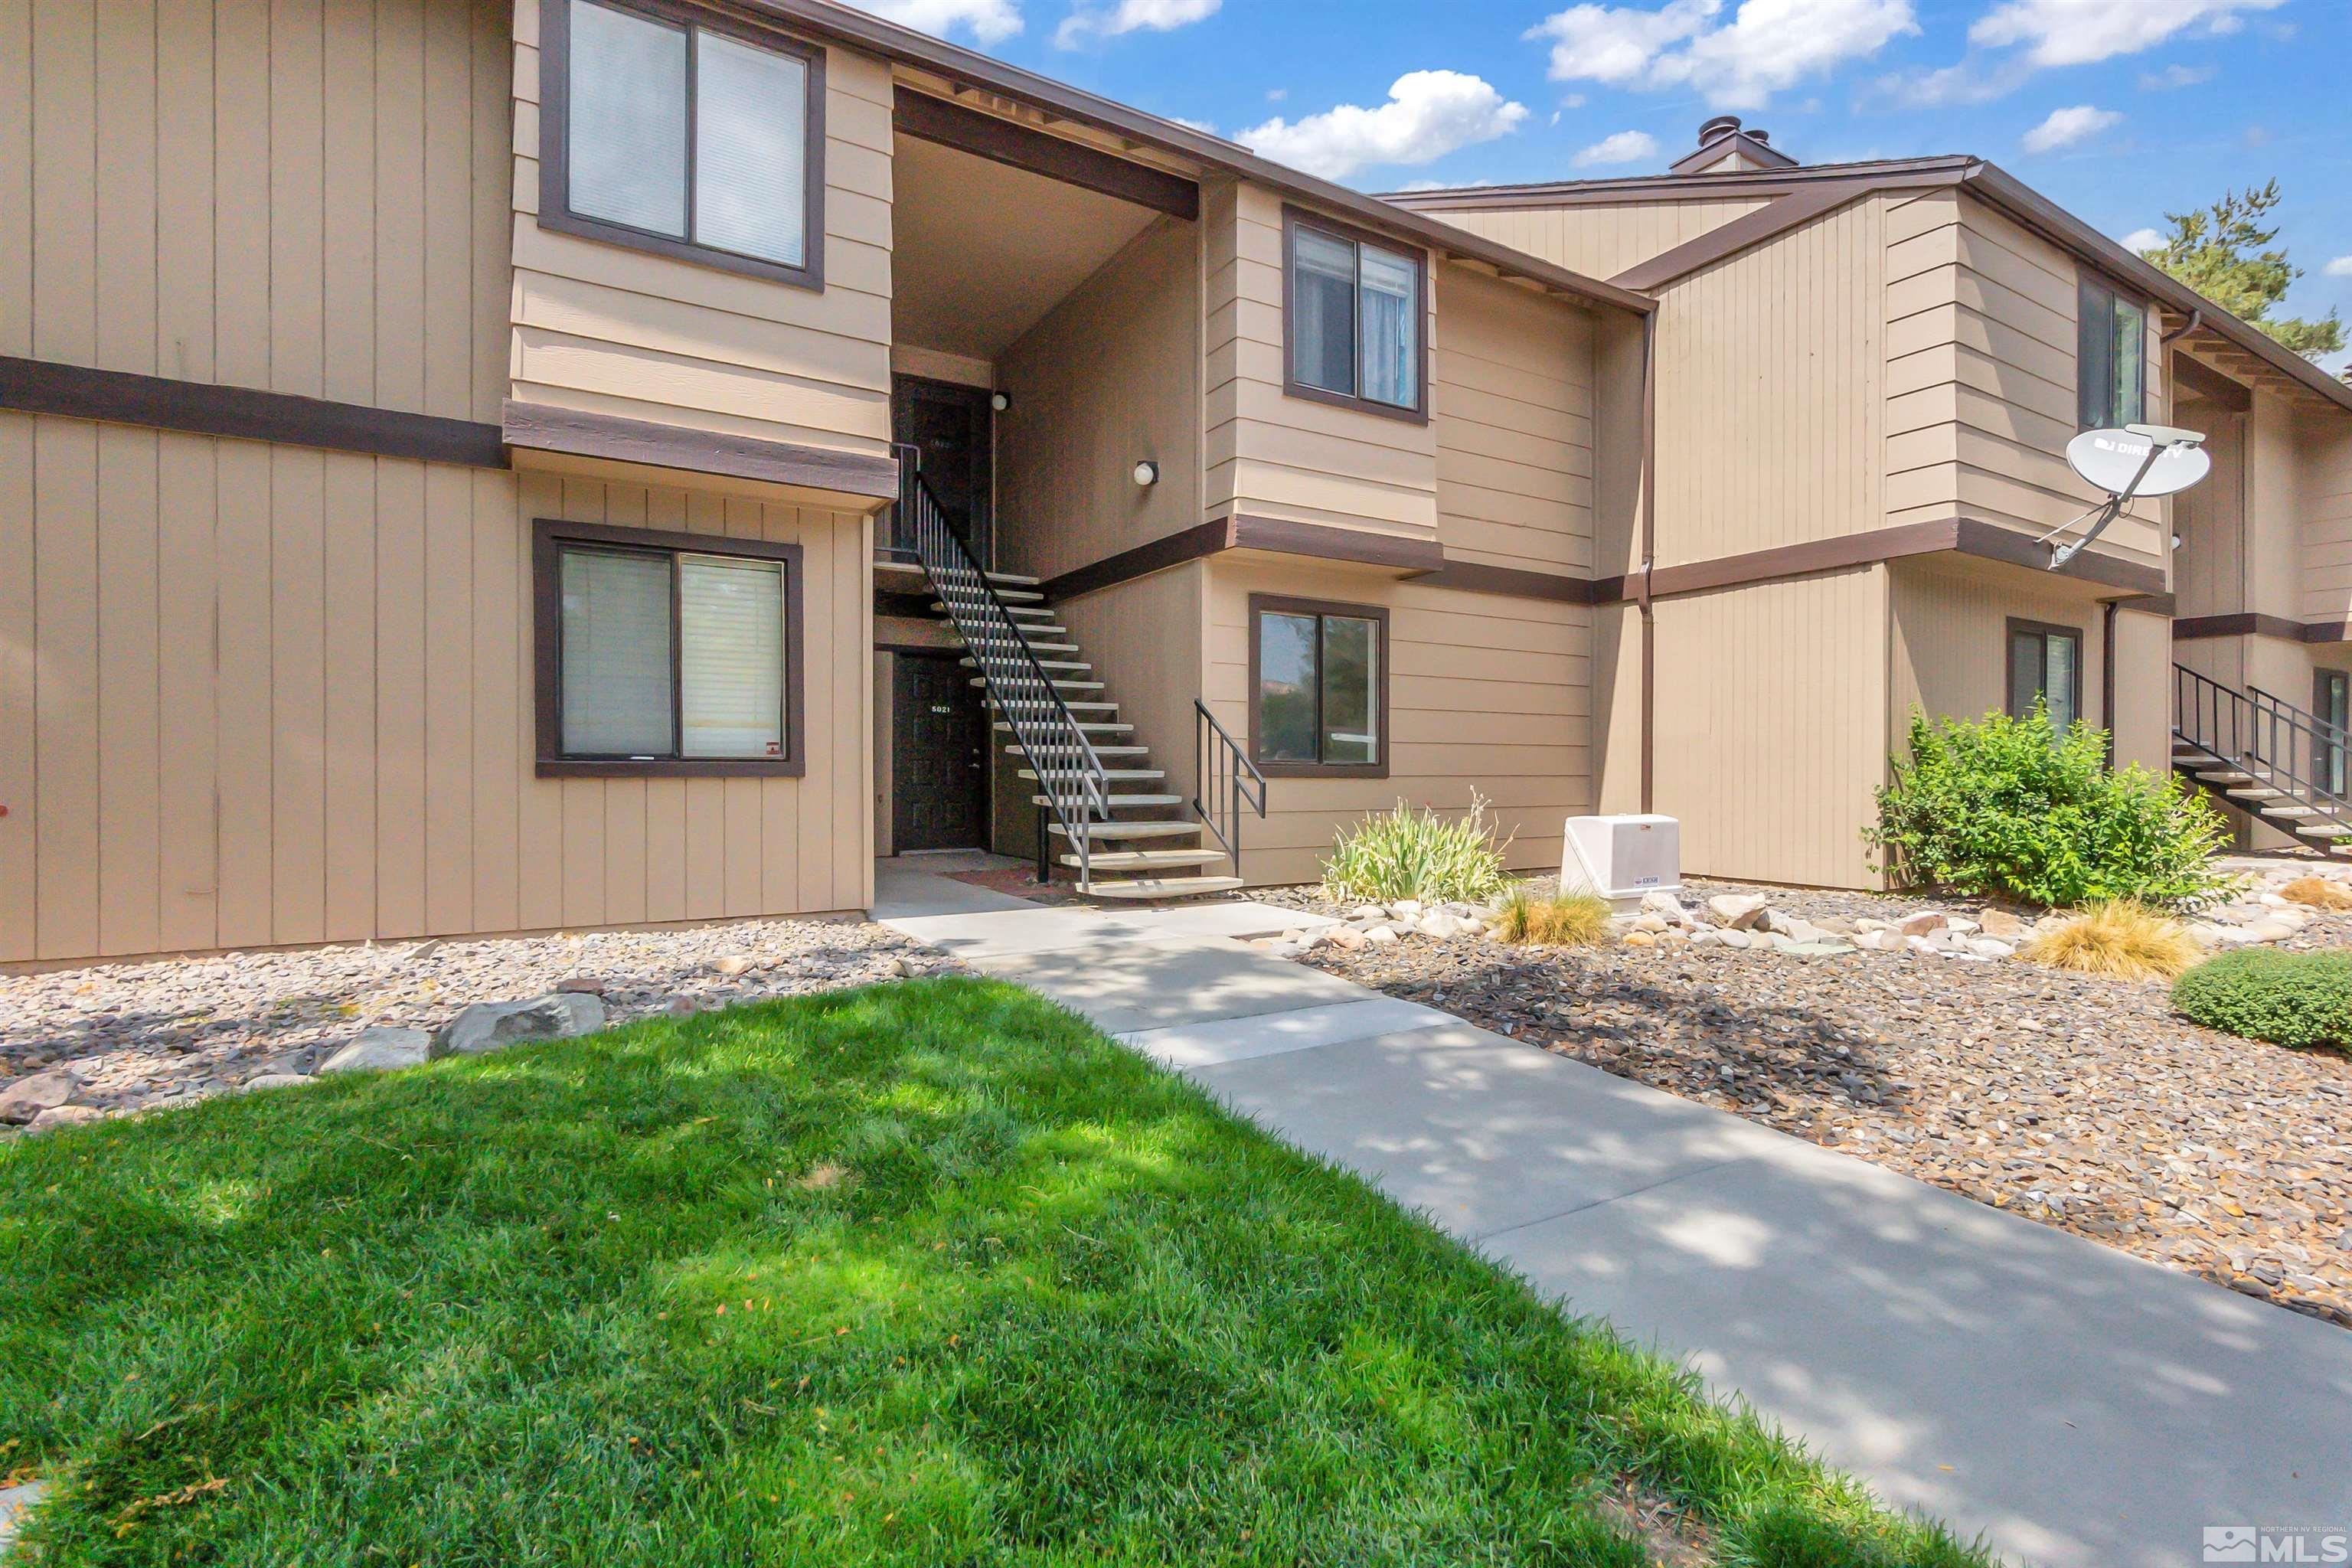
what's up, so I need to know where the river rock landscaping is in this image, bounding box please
[0,919,948,1132]
[1262,871,2352,1329]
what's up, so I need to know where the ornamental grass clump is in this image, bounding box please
[1322,792,1511,905]
[2174,948,2352,1052]
[2020,900,2203,981]
[2280,876,2352,911]
[1866,702,2228,910]
[1494,887,1614,947]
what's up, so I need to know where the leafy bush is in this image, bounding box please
[1866,703,2228,909]
[2173,948,2352,1051]
[1324,792,1512,905]
[2020,900,2202,979]
[1494,887,1613,947]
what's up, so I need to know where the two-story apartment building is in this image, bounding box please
[8,5,2350,969]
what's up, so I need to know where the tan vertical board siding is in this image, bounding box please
[5,431,874,965]
[2243,391,2311,620]
[2296,406,2352,622]
[1884,557,2104,733]
[1883,191,2167,565]
[2109,607,2173,776]
[994,217,1201,578]
[1432,269,1596,573]
[2171,393,2246,627]
[1203,559,1591,888]
[1414,198,1773,283]
[1203,181,1438,537]
[16,0,507,418]
[1651,567,1889,890]
[508,0,894,456]
[1642,194,1885,564]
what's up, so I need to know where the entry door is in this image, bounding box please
[893,653,990,851]
[890,377,994,567]
[2319,669,2350,797]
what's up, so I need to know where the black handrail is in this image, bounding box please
[2175,664,2352,833]
[897,450,1110,887]
[1192,697,1267,873]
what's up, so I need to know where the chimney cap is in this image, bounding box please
[1697,115,1743,144]
[1748,127,1770,145]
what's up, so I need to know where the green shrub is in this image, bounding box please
[1865,702,2228,910]
[2173,948,2352,1051]
[1324,792,1512,905]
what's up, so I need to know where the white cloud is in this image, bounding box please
[865,0,1022,44]
[2324,256,2352,279]
[1236,71,1529,180]
[2020,103,2122,152]
[1574,129,1661,165]
[1526,0,1918,111]
[2138,62,2215,89]
[1867,58,2024,106]
[1971,0,2285,69]
[1054,0,1217,48]
[1560,92,1589,108]
[2122,227,2165,253]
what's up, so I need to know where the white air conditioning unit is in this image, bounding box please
[1560,815,1681,910]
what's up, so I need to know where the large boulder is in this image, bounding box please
[430,994,606,1058]
[318,1027,433,1076]
[1707,893,1769,929]
[0,1069,81,1125]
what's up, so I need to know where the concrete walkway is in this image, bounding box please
[875,865,2352,1568]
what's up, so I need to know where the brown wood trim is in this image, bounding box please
[0,354,506,466]
[1037,517,1233,603]
[2005,616,2083,723]
[2109,591,2175,618]
[1280,204,1431,426]
[1611,179,1883,292]
[1230,513,1446,573]
[1403,558,1596,603]
[2170,351,2253,413]
[1949,518,2168,596]
[1246,593,1390,779]
[2305,620,2352,645]
[503,400,899,498]
[539,0,827,292]
[892,87,1197,221]
[534,517,807,777]
[1587,517,2165,605]
[2172,612,2308,642]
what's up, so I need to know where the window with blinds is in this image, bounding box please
[539,524,800,776]
[1283,208,1425,420]
[553,0,821,286]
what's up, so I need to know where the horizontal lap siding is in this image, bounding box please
[1419,198,1772,283]
[1883,191,2169,569]
[1432,269,1596,574]
[2,412,871,963]
[1204,180,1438,537]
[509,0,893,455]
[1205,558,1591,889]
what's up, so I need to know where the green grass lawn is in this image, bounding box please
[1,978,1982,1566]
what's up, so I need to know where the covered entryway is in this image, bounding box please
[890,652,991,851]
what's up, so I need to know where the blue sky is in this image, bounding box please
[871,0,2351,370]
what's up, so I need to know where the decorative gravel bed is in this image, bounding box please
[1261,877,2352,1329]
[0,919,950,1129]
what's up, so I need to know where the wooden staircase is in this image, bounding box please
[2173,663,2352,854]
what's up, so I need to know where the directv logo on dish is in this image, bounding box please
[2206,1527,2352,1563]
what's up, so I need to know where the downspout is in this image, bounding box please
[1638,309,1658,815]
[2101,598,2118,769]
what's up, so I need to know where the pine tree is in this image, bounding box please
[2138,181,2344,360]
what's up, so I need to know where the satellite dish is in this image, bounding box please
[2066,426,2210,498]
[2040,423,2209,568]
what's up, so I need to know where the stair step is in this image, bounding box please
[961,657,1089,672]
[1007,744,1148,758]
[971,678,1102,691]
[965,637,1078,654]
[2262,803,2322,818]
[985,571,1041,586]
[1048,819,1201,841]
[997,720,1132,734]
[995,699,1118,714]
[2228,786,2287,801]
[1034,792,1181,808]
[1020,768,1165,782]
[2297,821,2352,837]
[1060,848,1230,871]
[989,586,1045,603]
[936,601,1054,621]
[1081,875,1248,901]
[2197,769,2259,784]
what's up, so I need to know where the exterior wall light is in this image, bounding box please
[990,390,1011,412]
[1132,460,1159,487]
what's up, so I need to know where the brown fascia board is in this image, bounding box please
[734,0,1651,316]
[1380,155,1976,211]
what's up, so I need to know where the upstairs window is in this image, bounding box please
[2078,277,2147,429]
[1250,596,1388,777]
[1285,207,1426,421]
[547,0,824,288]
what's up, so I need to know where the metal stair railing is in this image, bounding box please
[2174,663,2352,834]
[2251,684,2352,799]
[897,451,1110,887]
[1192,697,1267,876]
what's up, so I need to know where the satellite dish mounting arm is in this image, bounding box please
[2038,423,2205,570]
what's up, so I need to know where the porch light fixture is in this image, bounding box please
[990,390,1011,412]
[1132,460,1159,487]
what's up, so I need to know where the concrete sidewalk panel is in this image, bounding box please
[965,936,1368,1034]
[1122,998,1451,1069]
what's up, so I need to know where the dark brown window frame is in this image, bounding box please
[2004,616,2084,727]
[538,0,828,291]
[1247,593,1391,779]
[1280,204,1429,426]
[2076,273,2149,431]
[534,517,806,778]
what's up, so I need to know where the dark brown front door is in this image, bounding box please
[893,652,989,851]
[890,376,993,567]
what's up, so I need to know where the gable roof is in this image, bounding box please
[1387,157,2352,416]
